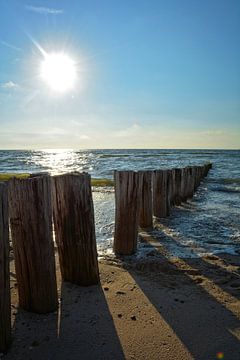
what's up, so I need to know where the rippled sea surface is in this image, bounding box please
[0,149,239,257]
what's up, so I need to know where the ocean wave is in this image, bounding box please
[222,178,240,184]
[99,154,131,158]
[208,177,240,185]
[211,185,240,193]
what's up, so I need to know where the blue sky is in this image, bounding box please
[0,0,239,149]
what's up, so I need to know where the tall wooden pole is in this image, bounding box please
[187,167,195,199]
[0,183,11,353]
[52,173,99,286]
[114,171,142,255]
[173,168,182,206]
[8,176,58,313]
[180,168,188,202]
[139,171,153,230]
[166,169,174,215]
[152,170,168,218]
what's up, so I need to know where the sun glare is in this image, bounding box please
[40,52,76,93]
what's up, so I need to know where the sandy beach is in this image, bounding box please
[1,0,239,357]
[5,232,240,360]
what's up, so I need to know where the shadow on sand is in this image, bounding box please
[6,267,124,360]
[123,227,240,360]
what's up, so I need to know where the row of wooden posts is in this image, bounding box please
[0,163,211,352]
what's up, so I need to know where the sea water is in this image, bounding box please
[0,149,239,258]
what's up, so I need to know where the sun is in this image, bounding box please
[40,52,76,93]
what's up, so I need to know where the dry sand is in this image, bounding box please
[4,237,240,360]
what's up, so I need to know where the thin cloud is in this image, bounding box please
[79,135,90,140]
[0,40,22,52]
[200,130,225,136]
[1,81,19,89]
[25,5,64,14]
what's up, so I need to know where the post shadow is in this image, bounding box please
[4,302,59,360]
[217,253,240,272]
[125,230,240,360]
[4,257,59,360]
[154,212,240,302]
[5,272,125,359]
[57,281,125,360]
[183,255,240,301]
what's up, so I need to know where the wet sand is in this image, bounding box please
[4,238,240,360]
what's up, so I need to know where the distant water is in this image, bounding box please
[0,149,239,257]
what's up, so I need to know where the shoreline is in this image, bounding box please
[5,244,240,360]
[93,189,240,259]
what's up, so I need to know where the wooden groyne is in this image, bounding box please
[114,163,212,255]
[0,163,211,353]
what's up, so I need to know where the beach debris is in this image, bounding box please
[116,290,126,295]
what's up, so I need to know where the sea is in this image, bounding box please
[0,149,239,258]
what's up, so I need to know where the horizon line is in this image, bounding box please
[0,148,239,151]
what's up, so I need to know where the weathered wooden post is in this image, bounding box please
[173,168,182,205]
[184,167,194,200]
[169,169,176,206]
[152,170,168,218]
[198,166,202,186]
[139,171,153,229]
[8,176,58,313]
[188,167,196,199]
[0,183,11,353]
[114,171,142,255]
[193,166,199,190]
[208,162,212,171]
[167,169,174,214]
[205,163,212,176]
[52,173,99,286]
[180,168,188,202]
[203,164,210,177]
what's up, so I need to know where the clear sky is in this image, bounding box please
[0,0,239,149]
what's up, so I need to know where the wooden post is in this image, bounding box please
[203,163,211,177]
[8,176,58,313]
[169,169,176,206]
[180,168,188,202]
[184,167,194,200]
[204,164,209,177]
[139,171,153,229]
[0,183,11,353]
[114,171,142,255]
[152,170,168,218]
[194,166,202,189]
[173,168,182,205]
[193,166,199,190]
[188,167,195,199]
[52,173,99,286]
[167,169,174,214]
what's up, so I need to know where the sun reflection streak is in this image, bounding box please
[31,149,93,175]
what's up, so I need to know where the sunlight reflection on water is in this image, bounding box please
[32,149,93,175]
